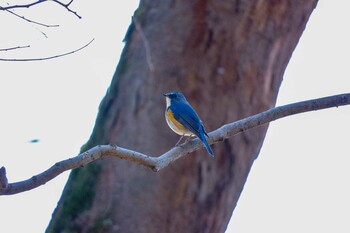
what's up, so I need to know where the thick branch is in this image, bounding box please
[0,93,349,195]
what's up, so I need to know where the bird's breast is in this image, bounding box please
[165,108,192,136]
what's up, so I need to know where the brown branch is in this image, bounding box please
[0,93,349,195]
[0,38,94,62]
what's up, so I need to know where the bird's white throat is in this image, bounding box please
[165,97,171,108]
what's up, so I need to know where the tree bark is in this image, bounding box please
[47,1,318,232]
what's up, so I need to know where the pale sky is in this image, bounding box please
[1,1,349,233]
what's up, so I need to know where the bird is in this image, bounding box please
[163,91,214,157]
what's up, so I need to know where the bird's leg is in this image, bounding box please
[184,134,194,143]
[175,134,185,146]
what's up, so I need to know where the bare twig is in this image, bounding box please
[0,167,8,189]
[6,9,60,27]
[0,0,80,18]
[0,93,349,195]
[133,16,154,72]
[52,0,81,19]
[0,45,30,52]
[0,39,95,62]
[0,0,47,10]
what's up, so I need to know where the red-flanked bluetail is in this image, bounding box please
[164,91,214,157]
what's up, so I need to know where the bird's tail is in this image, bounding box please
[199,133,214,157]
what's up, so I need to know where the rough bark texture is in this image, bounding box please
[47,1,318,232]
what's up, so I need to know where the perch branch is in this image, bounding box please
[0,93,349,195]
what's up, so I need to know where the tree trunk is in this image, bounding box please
[47,1,318,232]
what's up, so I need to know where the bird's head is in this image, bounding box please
[163,91,187,107]
[163,91,186,104]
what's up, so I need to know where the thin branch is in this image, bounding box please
[52,0,81,19]
[0,0,81,18]
[0,45,30,51]
[0,93,349,195]
[0,167,8,189]
[0,38,95,62]
[0,0,48,10]
[133,16,154,72]
[6,9,60,27]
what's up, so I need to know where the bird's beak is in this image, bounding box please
[163,93,168,97]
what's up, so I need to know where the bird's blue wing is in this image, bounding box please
[169,102,214,156]
[169,102,202,136]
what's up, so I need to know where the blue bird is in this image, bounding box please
[163,91,214,157]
